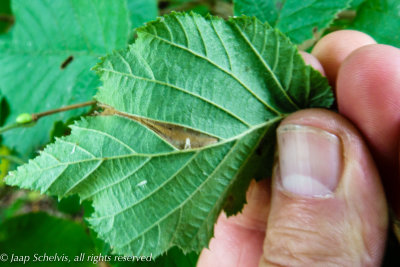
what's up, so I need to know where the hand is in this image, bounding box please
[197,30,400,266]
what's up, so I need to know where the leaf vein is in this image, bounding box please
[116,51,133,75]
[210,20,233,71]
[93,151,200,220]
[174,15,190,47]
[43,165,69,193]
[192,16,208,57]
[57,139,96,158]
[232,22,300,110]
[40,151,61,163]
[64,159,104,196]
[141,31,282,115]
[119,139,241,248]
[82,157,152,200]
[70,125,137,153]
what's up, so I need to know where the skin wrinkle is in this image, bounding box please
[263,204,358,264]
[263,230,349,266]
[263,198,354,265]
[345,155,387,264]
[264,184,343,264]
[342,123,387,265]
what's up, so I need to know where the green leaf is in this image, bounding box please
[350,0,366,9]
[351,0,400,47]
[0,0,130,158]
[6,13,332,257]
[57,194,83,215]
[234,0,351,44]
[0,212,96,267]
[127,0,158,29]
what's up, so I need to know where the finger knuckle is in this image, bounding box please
[261,224,359,267]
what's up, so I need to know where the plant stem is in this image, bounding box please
[31,100,97,121]
[0,123,23,134]
[0,100,97,134]
[0,154,25,165]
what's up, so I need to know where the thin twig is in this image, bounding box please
[0,123,23,134]
[0,100,97,135]
[31,100,97,121]
[0,154,25,165]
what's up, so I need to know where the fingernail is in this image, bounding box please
[277,124,342,197]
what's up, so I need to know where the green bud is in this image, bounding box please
[16,113,33,124]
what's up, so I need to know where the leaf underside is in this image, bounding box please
[234,0,351,44]
[6,13,332,257]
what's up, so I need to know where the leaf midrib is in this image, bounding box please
[96,67,253,130]
[14,118,278,175]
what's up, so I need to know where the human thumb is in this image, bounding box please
[260,109,388,266]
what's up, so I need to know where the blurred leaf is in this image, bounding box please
[350,0,366,9]
[0,0,130,158]
[127,0,158,29]
[0,146,10,183]
[190,5,210,16]
[0,212,96,266]
[351,0,400,47]
[0,190,47,221]
[234,0,351,44]
[50,121,72,142]
[0,91,10,182]
[57,194,82,215]
[0,197,25,220]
